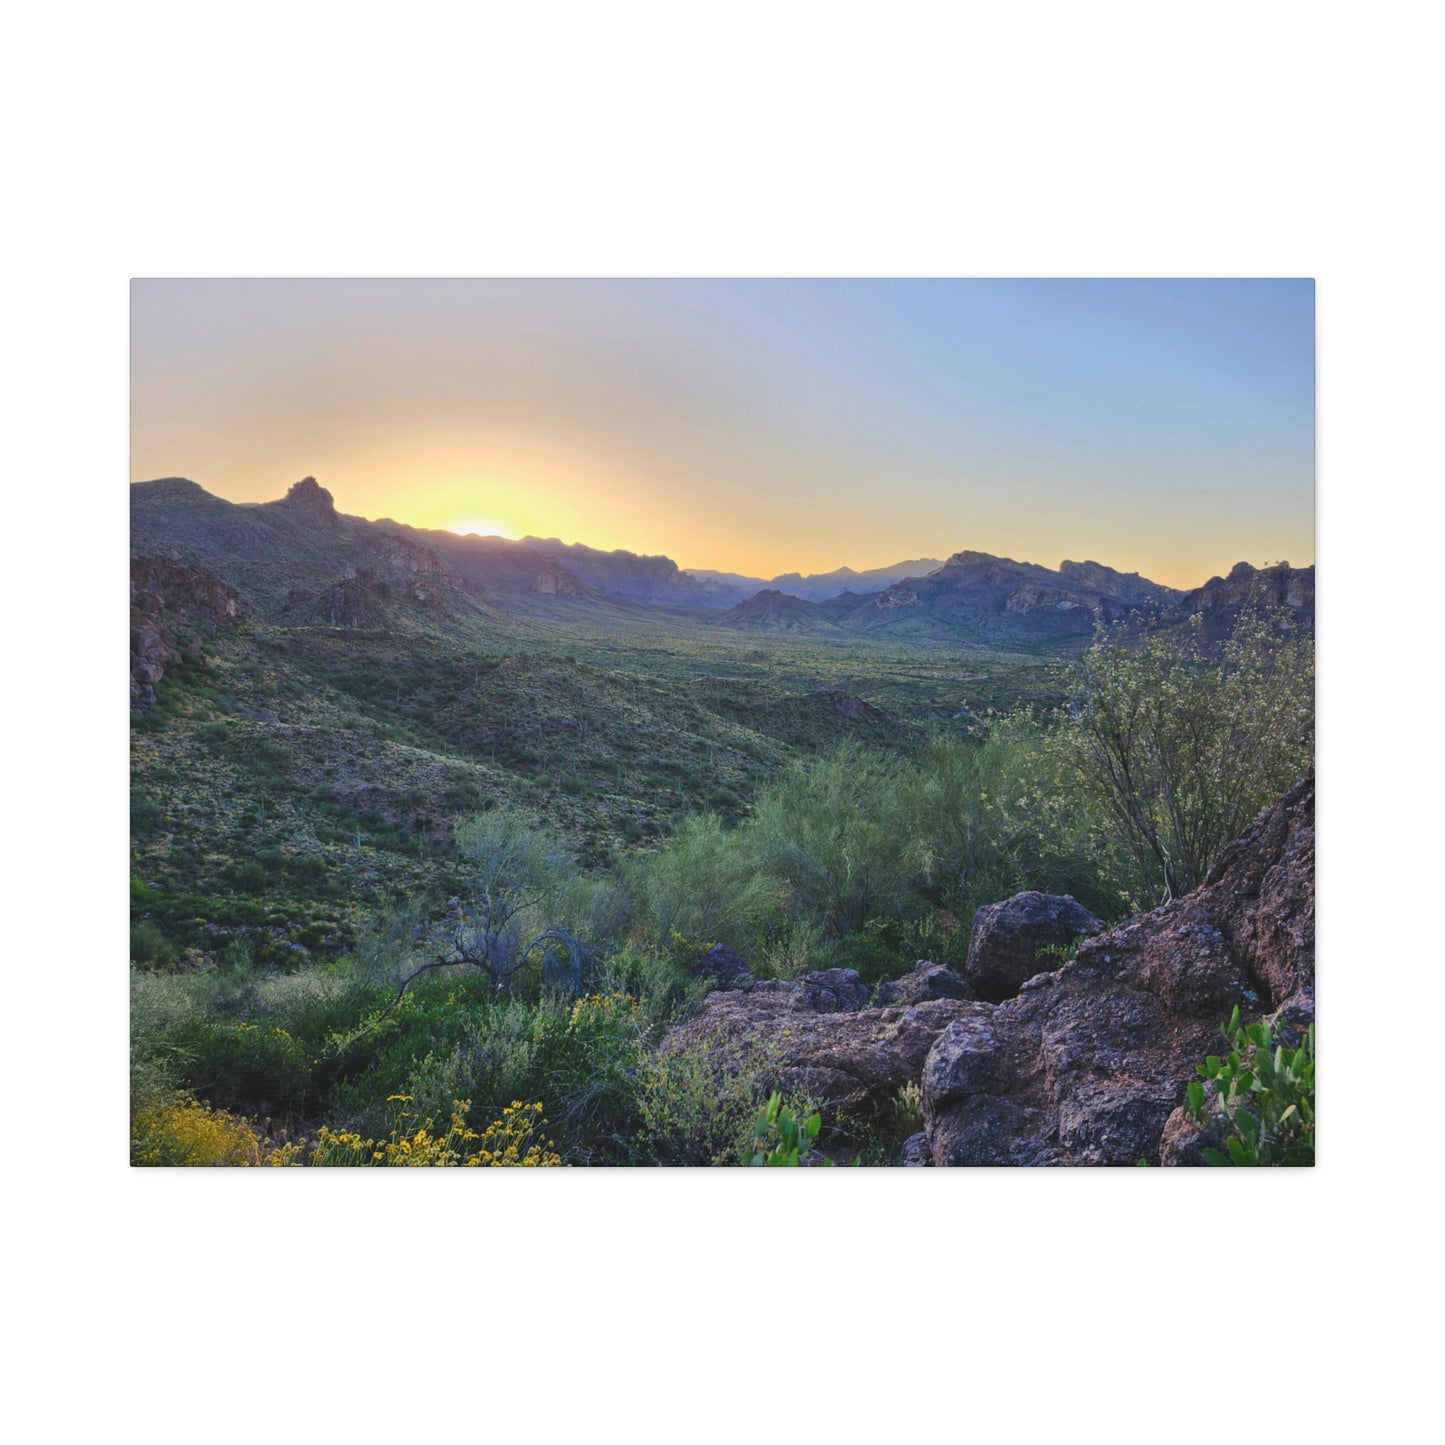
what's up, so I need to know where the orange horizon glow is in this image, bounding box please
[131,469,1305,590]
[131,280,1314,590]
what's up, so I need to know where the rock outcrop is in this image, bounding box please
[874,960,975,1006]
[922,774,1315,1166]
[273,475,340,528]
[1174,561,1315,639]
[962,892,1104,1003]
[660,968,977,1120]
[130,556,253,708]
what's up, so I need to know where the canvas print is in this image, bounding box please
[130,279,1315,1167]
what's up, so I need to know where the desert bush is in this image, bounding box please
[635,1034,814,1166]
[440,808,587,988]
[625,811,777,952]
[589,940,709,1030]
[325,981,650,1161]
[179,1020,312,1115]
[750,745,918,935]
[358,810,593,1003]
[751,915,830,981]
[1061,609,1313,902]
[222,859,269,895]
[897,722,1128,926]
[130,920,177,968]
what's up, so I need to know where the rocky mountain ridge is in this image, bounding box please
[132,476,1313,652]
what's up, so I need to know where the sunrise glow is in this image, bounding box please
[131,279,1314,588]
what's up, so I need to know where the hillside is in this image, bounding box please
[133,477,612,632]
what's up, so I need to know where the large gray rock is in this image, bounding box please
[924,775,1315,1166]
[873,960,975,1006]
[660,975,976,1119]
[798,968,871,1013]
[963,891,1105,1002]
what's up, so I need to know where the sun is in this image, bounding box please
[445,516,513,540]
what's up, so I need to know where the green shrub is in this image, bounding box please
[751,915,830,981]
[130,921,177,967]
[750,745,918,935]
[898,724,1123,928]
[1185,1008,1314,1166]
[635,1034,812,1166]
[747,1093,824,1166]
[222,859,269,895]
[1062,609,1313,902]
[625,811,778,952]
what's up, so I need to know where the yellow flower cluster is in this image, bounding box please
[311,1100,562,1167]
[132,1094,273,1167]
[567,991,638,1027]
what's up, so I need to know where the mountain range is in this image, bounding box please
[131,476,1313,649]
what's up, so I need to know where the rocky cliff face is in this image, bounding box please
[1175,561,1315,638]
[1059,559,1182,608]
[843,550,1174,642]
[521,537,717,606]
[130,556,254,708]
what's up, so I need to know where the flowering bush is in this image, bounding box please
[311,1097,561,1167]
[131,1093,288,1166]
[1062,609,1313,902]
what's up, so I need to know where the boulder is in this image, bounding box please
[963,891,1105,1002]
[899,1133,932,1167]
[924,774,1314,1166]
[873,960,975,1006]
[660,976,976,1119]
[692,943,754,991]
[798,968,871,1013]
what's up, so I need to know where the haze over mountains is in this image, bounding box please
[132,476,1313,649]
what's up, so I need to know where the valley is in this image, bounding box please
[130,475,1315,1167]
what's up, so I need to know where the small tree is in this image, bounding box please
[387,809,587,1005]
[1062,607,1313,903]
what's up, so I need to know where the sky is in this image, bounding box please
[131,278,1314,587]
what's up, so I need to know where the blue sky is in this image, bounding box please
[132,278,1314,584]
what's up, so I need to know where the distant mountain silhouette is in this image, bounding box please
[131,477,599,627]
[686,558,945,604]
[712,551,1184,643]
[131,477,1307,651]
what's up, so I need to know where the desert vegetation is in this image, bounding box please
[132,584,1314,1165]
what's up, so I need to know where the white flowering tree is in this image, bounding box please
[1063,606,1314,903]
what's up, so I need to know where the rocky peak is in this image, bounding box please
[276,476,340,527]
[1178,560,1315,636]
[1059,559,1181,606]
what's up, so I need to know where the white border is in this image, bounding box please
[8,2,1438,1438]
